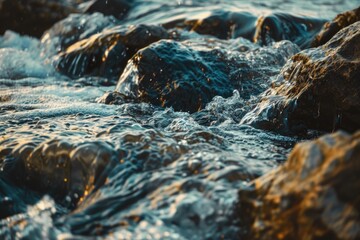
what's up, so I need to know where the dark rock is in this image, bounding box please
[241,21,360,134]
[237,131,360,240]
[116,39,234,112]
[312,7,360,47]
[97,91,138,105]
[115,38,299,112]
[84,0,132,20]
[0,0,78,38]
[254,13,326,49]
[182,10,257,40]
[169,10,326,49]
[55,24,169,81]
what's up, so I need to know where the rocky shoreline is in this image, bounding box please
[0,1,359,239]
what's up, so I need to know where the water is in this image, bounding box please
[0,0,359,239]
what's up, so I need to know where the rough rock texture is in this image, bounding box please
[254,13,326,49]
[114,38,299,112]
[312,7,360,47]
[0,0,78,37]
[55,24,169,81]
[0,139,120,207]
[241,21,360,134]
[237,131,360,240]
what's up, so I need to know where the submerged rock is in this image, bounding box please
[55,24,169,81]
[114,38,299,112]
[237,131,360,240]
[312,7,360,47]
[1,139,120,207]
[242,21,360,134]
[0,0,78,38]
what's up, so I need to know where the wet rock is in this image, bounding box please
[241,21,360,134]
[170,10,325,49]
[254,13,326,49]
[312,7,360,47]
[115,38,299,112]
[0,0,78,38]
[116,39,234,112]
[237,131,360,240]
[84,0,132,20]
[97,91,138,105]
[55,24,169,81]
[41,13,119,55]
[181,10,257,40]
[1,139,120,207]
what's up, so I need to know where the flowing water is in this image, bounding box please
[0,0,359,239]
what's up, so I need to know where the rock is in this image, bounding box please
[182,10,257,40]
[0,0,78,38]
[254,13,326,49]
[55,24,169,81]
[41,13,119,56]
[84,0,132,20]
[171,10,326,49]
[312,7,360,47]
[1,139,120,207]
[97,91,138,105]
[115,38,299,112]
[237,131,360,240]
[241,21,360,134]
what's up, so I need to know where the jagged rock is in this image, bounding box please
[254,13,326,49]
[237,131,360,240]
[0,0,78,37]
[312,7,360,47]
[55,24,169,81]
[0,139,120,207]
[115,38,299,112]
[241,21,360,134]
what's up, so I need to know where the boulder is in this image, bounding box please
[237,131,360,240]
[114,38,299,112]
[55,24,169,81]
[254,13,326,49]
[312,7,360,47]
[171,10,326,48]
[0,0,78,38]
[241,21,360,134]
